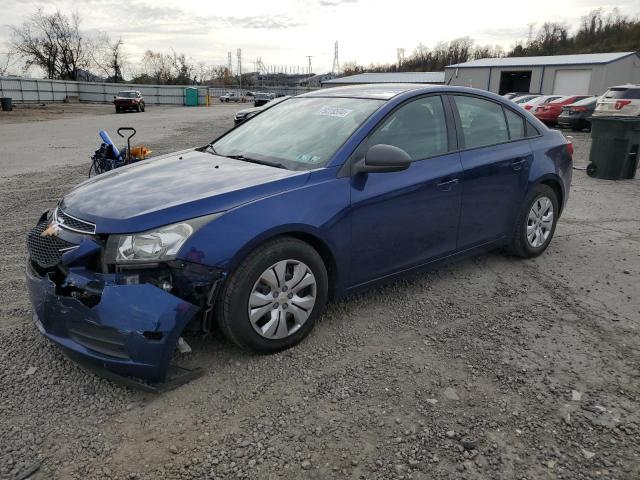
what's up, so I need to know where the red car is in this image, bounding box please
[533,95,590,125]
[113,90,145,113]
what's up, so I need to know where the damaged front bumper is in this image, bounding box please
[26,262,201,382]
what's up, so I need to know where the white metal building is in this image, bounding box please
[322,72,445,87]
[445,52,640,96]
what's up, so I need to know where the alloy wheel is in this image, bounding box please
[248,259,317,339]
[527,196,554,248]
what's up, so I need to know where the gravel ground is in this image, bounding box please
[0,112,639,480]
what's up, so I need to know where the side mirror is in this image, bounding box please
[353,144,411,175]
[113,95,116,99]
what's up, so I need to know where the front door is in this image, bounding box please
[349,95,463,287]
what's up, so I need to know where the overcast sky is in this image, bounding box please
[2,0,639,75]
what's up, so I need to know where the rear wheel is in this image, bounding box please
[508,184,559,258]
[216,237,328,352]
[115,106,121,113]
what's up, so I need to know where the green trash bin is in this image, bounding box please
[184,87,199,106]
[587,116,640,180]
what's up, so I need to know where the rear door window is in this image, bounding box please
[453,96,509,148]
[603,88,640,99]
[504,108,525,140]
[368,96,449,160]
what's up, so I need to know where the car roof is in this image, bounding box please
[608,84,640,90]
[299,84,432,100]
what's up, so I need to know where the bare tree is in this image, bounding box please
[0,51,19,76]
[11,9,95,80]
[93,36,126,82]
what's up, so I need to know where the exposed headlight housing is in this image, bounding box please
[105,213,222,265]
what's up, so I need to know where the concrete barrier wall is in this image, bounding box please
[0,77,320,105]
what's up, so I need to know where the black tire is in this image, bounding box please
[115,106,121,113]
[508,184,559,258]
[586,163,597,177]
[140,102,145,112]
[135,104,141,112]
[216,237,328,352]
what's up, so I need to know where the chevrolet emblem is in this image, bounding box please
[41,222,60,237]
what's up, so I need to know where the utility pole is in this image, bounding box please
[332,41,340,75]
[306,56,313,75]
[396,48,405,69]
[237,48,242,91]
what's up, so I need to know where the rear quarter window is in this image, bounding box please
[504,108,525,140]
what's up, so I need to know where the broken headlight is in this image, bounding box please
[105,213,222,265]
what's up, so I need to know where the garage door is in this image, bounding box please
[553,70,591,95]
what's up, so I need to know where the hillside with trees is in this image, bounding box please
[342,9,640,76]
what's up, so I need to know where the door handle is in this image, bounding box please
[436,178,459,191]
[511,158,528,171]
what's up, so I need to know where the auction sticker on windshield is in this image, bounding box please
[316,106,352,117]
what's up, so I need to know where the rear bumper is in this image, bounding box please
[558,116,590,129]
[26,262,199,382]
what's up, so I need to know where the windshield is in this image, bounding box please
[212,97,383,170]
[117,91,137,98]
[514,95,537,104]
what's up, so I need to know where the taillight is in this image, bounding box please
[615,100,631,110]
[572,106,588,112]
[566,140,574,157]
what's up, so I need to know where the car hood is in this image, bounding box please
[62,149,309,234]
[237,106,261,116]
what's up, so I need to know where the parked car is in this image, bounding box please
[254,92,275,107]
[113,91,145,113]
[504,92,536,100]
[533,95,591,125]
[234,95,290,125]
[26,85,572,382]
[511,94,540,104]
[220,92,241,103]
[593,84,640,117]
[557,97,598,131]
[519,95,563,111]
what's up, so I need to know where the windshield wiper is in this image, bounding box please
[224,154,288,170]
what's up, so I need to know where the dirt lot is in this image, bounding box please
[0,103,247,177]
[0,106,639,480]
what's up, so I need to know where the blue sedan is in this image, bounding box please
[26,84,572,382]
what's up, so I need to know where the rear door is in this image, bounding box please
[450,95,533,248]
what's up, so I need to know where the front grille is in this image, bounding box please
[27,221,78,268]
[56,208,96,234]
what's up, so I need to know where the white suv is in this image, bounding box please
[594,85,640,117]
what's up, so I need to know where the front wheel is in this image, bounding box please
[216,237,328,352]
[508,184,559,258]
[139,102,145,112]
